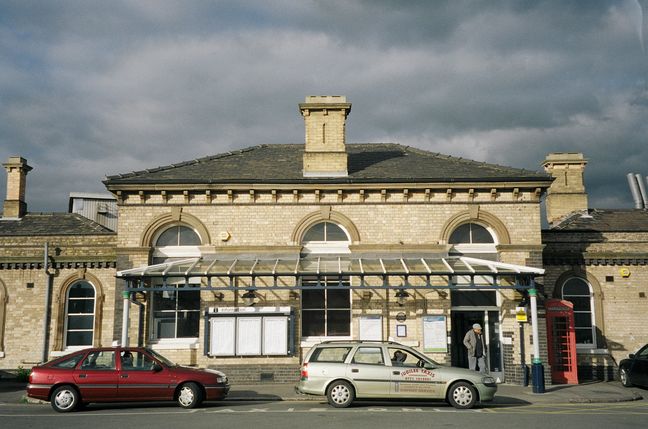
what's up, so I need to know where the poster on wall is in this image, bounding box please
[359,315,382,341]
[263,316,288,355]
[210,317,236,356]
[236,317,262,355]
[422,315,447,353]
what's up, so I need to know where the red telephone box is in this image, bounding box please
[546,299,578,384]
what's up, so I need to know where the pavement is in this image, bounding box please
[0,380,644,406]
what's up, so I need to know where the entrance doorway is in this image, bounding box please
[451,310,503,381]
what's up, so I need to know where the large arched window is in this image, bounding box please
[65,281,96,348]
[301,222,351,338]
[562,277,596,347]
[448,222,497,259]
[151,224,202,342]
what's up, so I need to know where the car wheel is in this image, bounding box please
[50,385,80,413]
[326,380,355,408]
[177,382,203,409]
[620,368,633,387]
[447,381,477,409]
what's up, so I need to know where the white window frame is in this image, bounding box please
[64,281,96,350]
[561,277,597,349]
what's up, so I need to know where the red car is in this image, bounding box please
[27,347,229,412]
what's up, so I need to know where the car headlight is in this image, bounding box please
[216,376,228,384]
[481,376,497,387]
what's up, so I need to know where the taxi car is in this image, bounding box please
[27,347,229,412]
[296,340,497,409]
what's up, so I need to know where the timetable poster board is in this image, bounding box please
[359,315,382,341]
[262,316,288,355]
[236,317,262,356]
[422,315,447,353]
[210,317,236,356]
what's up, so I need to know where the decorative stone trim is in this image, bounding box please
[139,209,211,247]
[438,208,511,245]
[291,208,361,244]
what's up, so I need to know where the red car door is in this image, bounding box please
[117,350,173,401]
[73,350,119,401]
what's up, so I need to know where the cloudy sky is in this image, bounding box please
[1,0,647,213]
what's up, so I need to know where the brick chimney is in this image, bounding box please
[3,156,32,219]
[299,95,351,177]
[542,153,588,225]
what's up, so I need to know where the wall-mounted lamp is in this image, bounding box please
[242,290,257,306]
[395,289,409,306]
[213,292,224,301]
[289,291,300,300]
[362,291,373,301]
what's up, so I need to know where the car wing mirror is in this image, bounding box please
[628,354,635,359]
[152,363,163,372]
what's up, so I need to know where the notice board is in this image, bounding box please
[422,315,447,353]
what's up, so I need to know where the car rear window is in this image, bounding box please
[52,354,84,369]
[309,347,352,363]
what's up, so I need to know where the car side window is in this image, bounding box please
[351,347,385,365]
[52,354,84,369]
[638,346,648,359]
[122,351,157,370]
[81,351,116,370]
[309,347,352,363]
[389,348,415,367]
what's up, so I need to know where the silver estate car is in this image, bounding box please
[296,341,497,409]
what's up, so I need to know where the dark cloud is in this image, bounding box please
[1,0,646,212]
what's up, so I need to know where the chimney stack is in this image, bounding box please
[299,95,351,177]
[3,156,32,219]
[542,153,588,225]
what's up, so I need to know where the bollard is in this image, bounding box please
[531,362,545,393]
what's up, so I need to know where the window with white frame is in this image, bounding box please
[151,224,202,341]
[65,281,96,347]
[449,222,497,259]
[561,277,596,347]
[300,221,352,338]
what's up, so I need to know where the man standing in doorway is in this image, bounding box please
[463,323,487,374]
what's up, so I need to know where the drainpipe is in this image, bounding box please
[529,279,545,393]
[128,293,145,347]
[121,290,130,347]
[41,242,52,363]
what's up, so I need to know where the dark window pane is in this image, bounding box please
[153,291,177,311]
[67,331,93,346]
[327,310,351,335]
[470,224,494,243]
[178,226,201,245]
[67,299,94,314]
[564,297,591,312]
[177,290,200,310]
[301,310,325,336]
[574,313,593,328]
[156,226,179,246]
[325,223,349,242]
[176,312,200,337]
[451,290,497,307]
[327,289,350,308]
[449,224,471,244]
[68,282,95,298]
[68,315,94,330]
[302,223,325,242]
[154,314,176,338]
[575,328,594,345]
[302,289,325,309]
[562,278,590,296]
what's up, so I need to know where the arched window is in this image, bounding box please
[562,277,596,347]
[65,281,96,348]
[448,222,497,259]
[151,224,202,342]
[449,223,495,244]
[300,222,351,338]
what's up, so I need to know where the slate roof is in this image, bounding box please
[0,213,116,236]
[104,144,551,185]
[548,209,648,232]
